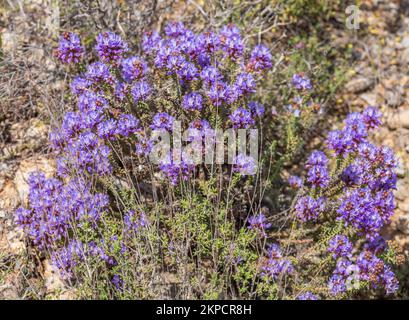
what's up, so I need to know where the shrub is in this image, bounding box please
[15,21,403,300]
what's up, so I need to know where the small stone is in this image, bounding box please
[395,180,408,201]
[387,109,409,130]
[345,77,374,93]
[6,229,26,255]
[43,259,65,294]
[1,31,20,53]
[359,92,378,106]
[400,48,409,65]
[385,89,404,107]
[396,161,406,178]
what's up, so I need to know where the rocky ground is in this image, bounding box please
[0,1,66,299]
[0,0,408,299]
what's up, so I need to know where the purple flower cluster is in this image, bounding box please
[229,108,255,129]
[297,292,319,300]
[337,187,394,240]
[16,172,108,249]
[55,32,84,64]
[233,154,257,176]
[288,175,303,189]
[150,112,175,131]
[328,235,353,259]
[326,108,383,157]
[32,22,273,287]
[295,196,326,222]
[95,31,128,63]
[124,210,148,232]
[141,21,271,108]
[292,73,312,91]
[306,151,330,188]
[159,153,195,185]
[261,244,294,281]
[247,45,272,72]
[182,92,203,111]
[248,214,271,237]
[122,56,148,82]
[328,250,398,296]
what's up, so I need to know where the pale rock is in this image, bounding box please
[43,259,65,294]
[359,92,378,106]
[0,181,19,210]
[400,48,409,65]
[385,89,404,107]
[13,157,55,201]
[1,31,20,53]
[387,109,409,129]
[5,229,25,255]
[395,180,408,201]
[345,77,374,93]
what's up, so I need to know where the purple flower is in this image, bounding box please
[207,82,229,106]
[288,175,303,189]
[114,81,127,101]
[328,274,347,296]
[219,24,244,60]
[150,112,174,131]
[159,153,195,185]
[248,101,265,117]
[77,91,108,113]
[95,32,128,62]
[177,60,199,81]
[234,72,256,96]
[337,188,394,240]
[200,66,223,86]
[142,31,161,54]
[307,165,330,188]
[187,119,213,142]
[306,151,328,168]
[85,62,113,84]
[116,114,140,137]
[357,251,398,295]
[295,196,325,222]
[297,292,319,300]
[247,45,272,72]
[112,275,124,291]
[97,119,118,140]
[328,235,353,259]
[121,56,148,82]
[164,21,187,37]
[131,80,152,103]
[233,154,257,176]
[135,137,153,156]
[248,214,271,236]
[182,92,203,111]
[197,31,220,54]
[341,164,361,187]
[292,73,312,90]
[362,106,382,130]
[70,77,91,96]
[261,244,294,280]
[124,210,148,232]
[345,112,367,144]
[229,108,255,129]
[56,32,84,64]
[326,129,355,156]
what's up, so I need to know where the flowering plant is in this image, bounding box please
[15,21,404,300]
